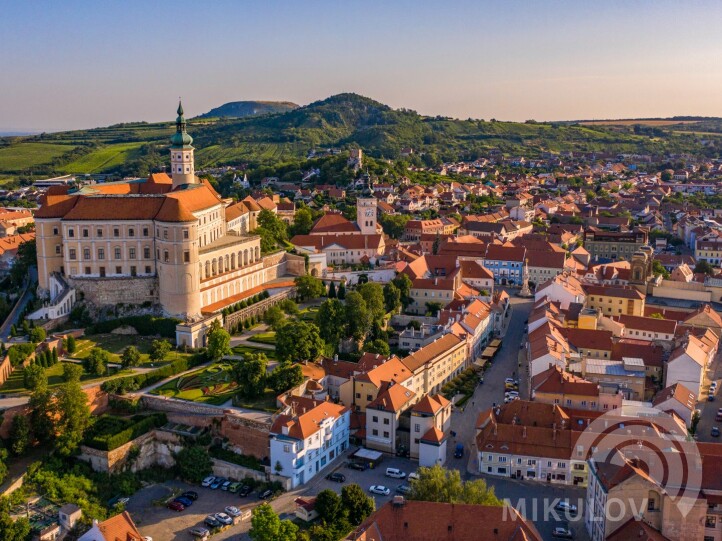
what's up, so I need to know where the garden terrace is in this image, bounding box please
[150,362,238,405]
[83,413,167,451]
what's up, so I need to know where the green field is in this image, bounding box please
[59,142,145,173]
[247,331,276,345]
[151,362,238,405]
[0,361,126,394]
[71,333,184,366]
[0,142,76,172]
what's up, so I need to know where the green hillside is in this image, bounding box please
[197,100,299,119]
[0,93,719,180]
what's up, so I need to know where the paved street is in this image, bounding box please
[691,352,722,443]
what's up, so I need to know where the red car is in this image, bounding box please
[167,501,185,512]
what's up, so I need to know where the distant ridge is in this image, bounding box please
[197,100,299,119]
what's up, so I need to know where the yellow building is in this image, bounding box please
[400,333,467,396]
[583,285,645,317]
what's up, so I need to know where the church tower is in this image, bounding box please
[170,101,196,189]
[357,197,378,235]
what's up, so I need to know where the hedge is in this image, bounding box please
[101,353,205,394]
[8,343,35,366]
[209,445,263,472]
[83,412,167,451]
[87,315,181,338]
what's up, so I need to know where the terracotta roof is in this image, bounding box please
[367,383,415,413]
[290,233,384,251]
[412,394,450,415]
[241,196,261,212]
[347,500,542,541]
[525,249,567,269]
[612,314,677,334]
[652,383,695,411]
[96,511,144,541]
[270,400,348,440]
[531,366,599,398]
[356,357,412,388]
[34,193,80,219]
[484,243,526,262]
[458,260,493,279]
[419,426,446,445]
[611,338,664,367]
[401,333,464,373]
[584,284,645,300]
[311,213,359,234]
[607,518,670,541]
[225,201,250,222]
[563,328,613,352]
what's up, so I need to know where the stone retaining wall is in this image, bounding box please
[211,458,291,491]
[78,429,184,473]
[68,275,159,307]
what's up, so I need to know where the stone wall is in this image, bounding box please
[77,429,183,473]
[284,253,306,277]
[68,275,159,307]
[0,384,107,439]
[140,394,226,416]
[211,458,291,491]
[224,288,297,331]
[220,413,272,459]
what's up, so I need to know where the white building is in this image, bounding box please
[269,400,350,488]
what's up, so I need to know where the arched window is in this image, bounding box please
[243,250,248,266]
[255,246,260,260]
[231,253,236,269]
[225,255,230,272]
[205,260,210,278]
[212,259,217,275]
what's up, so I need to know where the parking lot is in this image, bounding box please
[126,479,263,541]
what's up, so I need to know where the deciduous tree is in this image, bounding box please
[250,503,298,541]
[316,299,346,346]
[268,363,304,394]
[83,347,109,376]
[341,483,375,525]
[54,379,91,456]
[62,362,83,382]
[276,320,324,363]
[357,282,386,323]
[23,363,46,391]
[9,415,31,456]
[344,292,371,341]
[409,464,501,506]
[206,327,231,360]
[294,274,325,301]
[149,339,172,364]
[233,352,268,398]
[175,445,213,484]
[120,345,141,368]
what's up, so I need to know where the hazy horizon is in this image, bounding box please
[3,0,722,132]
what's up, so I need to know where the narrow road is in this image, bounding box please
[446,294,533,470]
[0,267,37,341]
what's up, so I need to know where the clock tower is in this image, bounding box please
[170,101,196,189]
[357,197,378,235]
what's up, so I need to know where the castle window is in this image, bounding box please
[183,229,189,239]
[164,251,169,262]
[128,228,135,237]
[144,247,151,259]
[68,229,74,238]
[82,228,89,238]
[83,248,90,260]
[163,230,168,240]
[143,228,149,237]
[130,266,136,277]
[97,248,105,260]
[113,228,120,238]
[99,267,106,278]
[129,248,136,259]
[115,266,122,274]
[52,227,58,235]
[96,228,103,237]
[85,267,91,275]
[145,266,151,274]
[114,247,121,259]
[69,249,76,260]
[183,251,190,263]
[55,245,61,255]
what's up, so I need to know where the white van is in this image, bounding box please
[407,472,420,482]
[385,467,406,479]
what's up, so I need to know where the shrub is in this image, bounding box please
[101,353,205,394]
[8,343,34,366]
[208,445,264,471]
[87,315,181,338]
[83,413,167,451]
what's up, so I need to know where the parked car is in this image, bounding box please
[238,485,253,497]
[189,527,210,540]
[554,501,578,514]
[454,443,464,458]
[396,484,412,495]
[182,491,199,501]
[385,468,406,479]
[347,461,369,471]
[201,476,215,488]
[221,480,232,491]
[369,485,391,496]
[712,426,720,437]
[258,489,273,500]
[210,477,225,490]
[228,482,241,493]
[407,472,420,482]
[167,501,185,512]
[204,515,221,528]
[552,526,574,539]
[225,506,242,517]
[326,472,346,483]
[709,395,716,402]
[214,512,233,526]
[173,496,193,507]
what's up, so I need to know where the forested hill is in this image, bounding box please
[196,101,299,119]
[1,93,720,179]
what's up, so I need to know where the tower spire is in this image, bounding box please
[169,100,196,188]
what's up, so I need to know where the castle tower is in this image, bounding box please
[170,101,196,189]
[357,198,377,235]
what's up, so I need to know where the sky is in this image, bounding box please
[2,0,722,132]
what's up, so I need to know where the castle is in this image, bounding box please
[32,103,304,344]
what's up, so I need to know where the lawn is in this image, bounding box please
[59,142,145,173]
[0,361,126,394]
[151,362,237,405]
[71,334,182,366]
[247,331,276,345]
[299,306,319,322]
[231,345,277,360]
[0,142,76,172]
[233,389,278,412]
